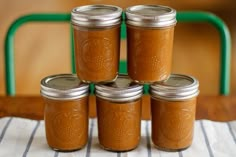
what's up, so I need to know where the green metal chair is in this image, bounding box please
[5,11,231,95]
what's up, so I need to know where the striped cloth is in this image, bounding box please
[0,118,236,157]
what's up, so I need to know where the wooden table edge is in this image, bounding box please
[0,95,236,122]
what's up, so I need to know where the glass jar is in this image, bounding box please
[125,5,177,83]
[40,74,89,151]
[71,5,122,83]
[95,74,143,151]
[150,74,199,151]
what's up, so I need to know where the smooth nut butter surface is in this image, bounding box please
[96,97,141,151]
[151,97,196,150]
[73,26,120,83]
[44,97,88,151]
[127,25,174,83]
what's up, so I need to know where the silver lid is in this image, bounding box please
[125,5,177,27]
[95,74,143,102]
[40,74,89,100]
[71,5,122,27]
[150,74,199,101]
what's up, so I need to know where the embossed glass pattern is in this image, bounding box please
[150,74,199,150]
[95,75,143,151]
[71,5,122,83]
[40,74,89,151]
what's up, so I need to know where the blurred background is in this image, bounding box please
[0,0,236,95]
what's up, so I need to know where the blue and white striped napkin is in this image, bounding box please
[0,117,235,157]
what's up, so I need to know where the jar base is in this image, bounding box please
[80,74,118,84]
[50,144,86,152]
[153,144,190,152]
[132,77,169,84]
[99,143,138,152]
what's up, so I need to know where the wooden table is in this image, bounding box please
[0,95,236,121]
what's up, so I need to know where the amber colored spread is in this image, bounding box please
[127,25,175,83]
[151,97,196,150]
[44,96,88,151]
[96,97,141,151]
[73,25,120,83]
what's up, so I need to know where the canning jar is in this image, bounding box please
[71,5,122,83]
[40,74,89,151]
[95,74,143,151]
[150,74,199,150]
[125,5,177,83]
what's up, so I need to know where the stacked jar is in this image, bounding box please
[40,74,90,151]
[125,5,200,151]
[125,5,176,83]
[71,5,143,152]
[40,4,200,152]
[71,5,122,83]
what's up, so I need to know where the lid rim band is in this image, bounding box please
[151,90,200,101]
[41,92,89,100]
[96,93,143,102]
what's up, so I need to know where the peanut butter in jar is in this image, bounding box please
[125,5,177,83]
[40,74,89,151]
[71,5,122,83]
[95,74,143,151]
[150,74,199,151]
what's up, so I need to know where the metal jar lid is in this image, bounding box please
[125,5,177,27]
[71,5,122,27]
[40,74,89,100]
[150,74,199,101]
[95,74,143,102]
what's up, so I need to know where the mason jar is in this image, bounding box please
[95,74,143,151]
[125,5,177,83]
[71,5,122,83]
[40,74,89,151]
[150,74,199,150]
